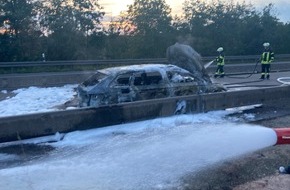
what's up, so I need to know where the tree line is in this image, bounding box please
[0,0,289,62]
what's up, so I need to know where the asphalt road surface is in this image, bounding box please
[211,71,290,90]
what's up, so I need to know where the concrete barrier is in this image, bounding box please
[1,85,290,143]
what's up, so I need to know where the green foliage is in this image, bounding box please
[40,0,104,34]
[39,0,105,60]
[176,0,288,56]
[0,0,42,61]
[126,0,173,35]
[178,0,259,55]
[0,0,37,35]
[118,0,175,58]
[0,0,290,62]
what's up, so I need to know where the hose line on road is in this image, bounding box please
[225,84,280,89]
[277,77,290,85]
[225,60,260,79]
[220,79,269,86]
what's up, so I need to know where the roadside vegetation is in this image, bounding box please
[0,0,289,62]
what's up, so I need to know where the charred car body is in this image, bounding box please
[77,64,224,107]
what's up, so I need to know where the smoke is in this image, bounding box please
[166,41,227,93]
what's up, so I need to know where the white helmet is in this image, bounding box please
[263,42,270,47]
[217,47,223,52]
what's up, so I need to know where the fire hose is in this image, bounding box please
[274,128,290,145]
[277,77,290,85]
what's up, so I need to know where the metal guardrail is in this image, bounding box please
[0,58,169,74]
[0,58,168,68]
[1,54,290,74]
[0,54,289,67]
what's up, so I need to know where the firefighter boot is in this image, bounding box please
[266,74,270,80]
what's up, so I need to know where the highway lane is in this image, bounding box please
[212,71,290,90]
[0,61,289,90]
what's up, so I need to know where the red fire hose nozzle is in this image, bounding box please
[274,128,290,145]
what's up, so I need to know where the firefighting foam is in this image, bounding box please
[0,112,278,190]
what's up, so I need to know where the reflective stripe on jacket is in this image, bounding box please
[216,54,225,66]
[261,51,274,64]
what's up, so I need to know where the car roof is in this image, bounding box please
[98,64,188,75]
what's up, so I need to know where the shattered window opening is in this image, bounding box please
[114,74,132,86]
[134,72,163,86]
[170,72,195,83]
[82,72,108,87]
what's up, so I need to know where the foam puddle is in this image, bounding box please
[0,112,277,190]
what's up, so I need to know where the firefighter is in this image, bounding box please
[214,47,225,78]
[260,42,274,80]
[279,165,290,174]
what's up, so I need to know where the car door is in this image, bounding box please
[109,72,137,103]
[131,71,169,100]
[167,71,200,96]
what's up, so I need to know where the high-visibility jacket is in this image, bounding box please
[261,50,274,64]
[216,54,225,66]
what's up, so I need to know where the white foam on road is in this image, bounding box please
[0,85,77,117]
[0,113,277,190]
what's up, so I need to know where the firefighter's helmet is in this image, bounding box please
[217,47,223,52]
[263,42,270,47]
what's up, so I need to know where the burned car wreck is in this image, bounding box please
[77,64,225,107]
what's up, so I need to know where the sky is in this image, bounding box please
[99,0,290,23]
[0,84,278,189]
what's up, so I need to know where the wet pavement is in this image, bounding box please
[0,143,55,169]
[211,71,290,90]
